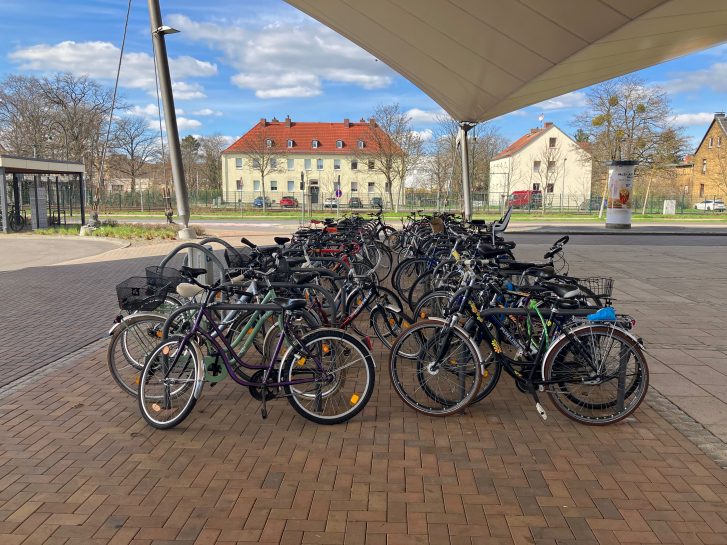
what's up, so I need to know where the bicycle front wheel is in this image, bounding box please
[543,325,649,425]
[281,329,375,424]
[138,336,202,429]
[389,320,482,416]
[107,313,166,396]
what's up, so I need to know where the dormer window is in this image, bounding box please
[312,139,319,149]
[287,139,294,148]
[265,138,273,148]
[336,140,343,149]
[357,140,365,149]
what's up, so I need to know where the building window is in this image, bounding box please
[546,183,555,193]
[709,137,714,148]
[719,137,723,147]
[253,180,261,191]
[236,179,242,191]
[287,139,294,148]
[532,183,540,191]
[287,158,294,170]
[549,137,556,148]
[270,180,277,191]
[266,138,273,148]
[252,158,261,169]
[385,182,391,192]
[358,140,365,149]
[336,140,343,149]
[270,158,277,169]
[351,181,358,192]
[368,160,375,170]
[304,158,312,170]
[533,160,541,173]
[334,159,341,170]
[547,160,555,174]
[700,183,705,197]
[288,180,294,191]
[317,158,324,170]
[703,159,707,174]
[351,159,358,170]
[312,139,319,149]
[235,158,243,169]
[368,182,375,193]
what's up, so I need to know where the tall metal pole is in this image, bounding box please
[147,0,193,238]
[459,123,473,221]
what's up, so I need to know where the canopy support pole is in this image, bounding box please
[147,0,193,239]
[459,122,476,222]
[0,168,7,233]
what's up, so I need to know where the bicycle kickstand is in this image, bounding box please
[526,382,548,421]
[259,386,269,419]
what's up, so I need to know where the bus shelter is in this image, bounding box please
[0,155,86,233]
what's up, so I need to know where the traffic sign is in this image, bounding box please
[335,189,342,198]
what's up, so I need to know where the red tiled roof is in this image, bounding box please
[492,128,544,160]
[223,119,388,154]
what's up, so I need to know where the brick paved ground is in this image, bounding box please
[0,232,726,544]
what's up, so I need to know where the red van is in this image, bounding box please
[508,190,542,209]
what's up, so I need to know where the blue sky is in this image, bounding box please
[0,0,726,152]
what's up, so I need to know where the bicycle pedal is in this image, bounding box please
[535,402,547,421]
[261,408,268,419]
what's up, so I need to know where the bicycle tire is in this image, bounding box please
[107,313,166,396]
[543,325,649,425]
[280,328,375,424]
[138,335,202,429]
[389,320,483,416]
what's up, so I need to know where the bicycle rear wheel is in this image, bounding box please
[138,336,202,429]
[543,325,648,425]
[281,328,375,424]
[389,320,482,416]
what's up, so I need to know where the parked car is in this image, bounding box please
[279,196,299,208]
[508,190,542,209]
[694,199,726,211]
[370,197,384,208]
[323,197,338,209]
[348,197,363,208]
[252,196,272,208]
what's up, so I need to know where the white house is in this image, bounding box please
[489,122,592,207]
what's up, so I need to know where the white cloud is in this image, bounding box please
[536,91,587,111]
[193,108,223,116]
[168,14,394,99]
[177,117,202,131]
[171,81,206,100]
[405,108,447,124]
[9,40,216,100]
[670,112,714,127]
[131,104,159,117]
[412,128,433,141]
[664,62,727,94]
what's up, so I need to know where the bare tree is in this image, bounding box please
[0,75,54,157]
[111,116,157,193]
[238,123,284,212]
[198,134,228,192]
[360,104,423,211]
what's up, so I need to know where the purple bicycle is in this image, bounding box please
[137,270,376,429]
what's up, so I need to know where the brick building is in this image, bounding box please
[688,112,727,204]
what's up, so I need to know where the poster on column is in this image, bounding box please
[607,163,635,210]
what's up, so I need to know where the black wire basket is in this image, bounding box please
[577,277,614,299]
[116,276,171,312]
[145,266,184,289]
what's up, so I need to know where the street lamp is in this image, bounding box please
[300,170,306,223]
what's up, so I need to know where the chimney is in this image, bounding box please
[369,117,376,127]
[271,116,279,122]
[259,117,267,126]
[544,121,553,128]
[285,115,291,128]
[715,112,725,119]
[343,118,350,127]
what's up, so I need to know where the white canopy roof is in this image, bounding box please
[286,0,727,122]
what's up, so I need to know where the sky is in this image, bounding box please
[0,0,726,152]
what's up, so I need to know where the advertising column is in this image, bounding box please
[606,160,637,229]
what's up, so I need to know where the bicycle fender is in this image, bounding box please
[108,312,163,337]
[540,323,643,381]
